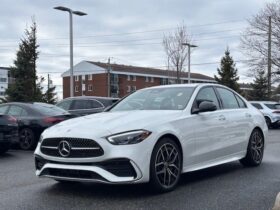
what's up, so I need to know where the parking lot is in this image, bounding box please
[0,130,279,210]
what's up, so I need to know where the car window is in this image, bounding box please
[72,100,92,110]
[0,105,8,114]
[216,88,239,109]
[7,105,27,116]
[235,95,247,108]
[90,100,103,108]
[264,103,280,110]
[251,103,263,109]
[57,100,72,110]
[33,103,68,115]
[194,87,220,109]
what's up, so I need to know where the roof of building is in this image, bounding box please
[0,67,11,70]
[88,61,215,81]
[61,61,215,82]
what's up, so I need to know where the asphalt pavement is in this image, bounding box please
[0,130,279,210]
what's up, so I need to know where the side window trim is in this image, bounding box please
[90,99,105,109]
[234,94,247,109]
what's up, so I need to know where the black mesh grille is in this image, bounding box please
[42,168,106,181]
[41,138,104,158]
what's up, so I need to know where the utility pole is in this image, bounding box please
[182,43,198,84]
[268,16,272,97]
[107,57,111,97]
[47,74,50,102]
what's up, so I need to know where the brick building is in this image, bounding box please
[62,61,216,99]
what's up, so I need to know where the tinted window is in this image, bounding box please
[264,103,280,110]
[7,105,27,116]
[216,88,239,109]
[195,87,220,109]
[72,100,92,110]
[32,103,68,115]
[57,100,72,110]
[235,95,247,108]
[0,105,8,114]
[90,100,103,108]
[251,103,263,109]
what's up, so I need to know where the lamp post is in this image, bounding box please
[182,43,198,84]
[54,6,87,97]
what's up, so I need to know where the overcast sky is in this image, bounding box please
[0,0,275,99]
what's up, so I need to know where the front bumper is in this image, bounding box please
[34,135,156,184]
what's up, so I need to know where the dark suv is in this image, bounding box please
[56,96,119,116]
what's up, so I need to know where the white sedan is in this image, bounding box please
[34,84,267,192]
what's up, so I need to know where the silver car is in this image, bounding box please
[250,101,280,128]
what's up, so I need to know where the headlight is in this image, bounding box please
[106,130,151,145]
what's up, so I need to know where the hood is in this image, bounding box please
[43,110,182,138]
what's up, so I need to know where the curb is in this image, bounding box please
[273,193,280,210]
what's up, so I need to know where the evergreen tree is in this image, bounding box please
[214,48,240,92]
[250,70,269,100]
[42,75,57,104]
[6,19,43,102]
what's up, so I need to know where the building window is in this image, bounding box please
[88,84,93,91]
[151,77,154,83]
[0,78,7,83]
[132,86,136,91]
[75,76,79,81]
[127,75,131,81]
[145,77,149,82]
[88,74,92,80]
[132,75,136,81]
[127,85,131,93]
[75,86,79,92]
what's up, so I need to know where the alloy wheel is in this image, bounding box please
[155,143,180,188]
[19,129,34,150]
[250,131,264,164]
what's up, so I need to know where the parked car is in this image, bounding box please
[35,84,267,192]
[250,101,280,128]
[56,96,119,116]
[0,114,18,155]
[0,102,74,150]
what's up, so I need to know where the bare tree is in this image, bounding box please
[163,24,192,83]
[241,1,280,83]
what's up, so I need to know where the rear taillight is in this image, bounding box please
[43,117,64,124]
[7,116,17,124]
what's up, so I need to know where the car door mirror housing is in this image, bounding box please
[192,101,217,114]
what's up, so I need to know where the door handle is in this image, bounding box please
[218,115,226,121]
[245,113,252,118]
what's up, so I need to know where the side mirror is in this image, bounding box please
[192,101,217,114]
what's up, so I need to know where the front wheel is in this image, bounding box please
[240,129,264,167]
[149,138,182,193]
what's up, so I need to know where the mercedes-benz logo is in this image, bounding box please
[58,140,71,157]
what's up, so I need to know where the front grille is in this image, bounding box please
[41,138,104,158]
[42,168,106,181]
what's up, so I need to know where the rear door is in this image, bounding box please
[215,87,250,155]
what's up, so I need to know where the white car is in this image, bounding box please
[34,84,267,192]
[250,101,280,128]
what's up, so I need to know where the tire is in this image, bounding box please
[149,137,182,193]
[265,117,272,129]
[0,143,10,155]
[240,129,264,167]
[19,128,36,150]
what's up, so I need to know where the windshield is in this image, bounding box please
[110,87,195,111]
[32,103,69,115]
[264,103,280,110]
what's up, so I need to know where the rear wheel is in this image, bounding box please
[150,138,182,193]
[240,129,264,167]
[19,128,36,150]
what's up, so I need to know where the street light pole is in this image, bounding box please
[54,6,87,97]
[182,43,198,84]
